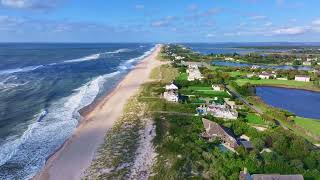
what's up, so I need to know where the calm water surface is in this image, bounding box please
[256,86,320,119]
[212,61,313,71]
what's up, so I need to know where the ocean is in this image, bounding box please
[0,43,156,179]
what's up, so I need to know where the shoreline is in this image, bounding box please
[34,44,163,180]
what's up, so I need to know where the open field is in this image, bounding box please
[228,71,247,77]
[246,96,320,143]
[236,79,320,91]
[246,113,266,125]
[180,86,230,98]
[294,117,320,137]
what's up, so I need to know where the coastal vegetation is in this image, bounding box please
[146,45,320,179]
[85,44,320,179]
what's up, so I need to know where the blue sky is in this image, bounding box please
[0,0,320,42]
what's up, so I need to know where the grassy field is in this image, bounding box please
[176,72,188,81]
[294,117,320,137]
[235,79,320,91]
[246,113,266,125]
[228,71,247,77]
[180,86,230,98]
[246,96,320,143]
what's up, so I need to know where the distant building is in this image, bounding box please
[224,98,237,110]
[212,85,223,91]
[201,118,239,149]
[225,57,235,61]
[175,56,184,60]
[239,168,304,180]
[295,75,310,82]
[258,71,276,79]
[187,64,203,81]
[163,83,179,102]
[251,65,260,70]
[303,61,312,66]
[197,102,238,120]
[238,135,253,151]
[307,57,317,62]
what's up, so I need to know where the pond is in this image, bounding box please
[256,86,320,119]
[212,61,313,71]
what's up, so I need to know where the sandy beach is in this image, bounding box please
[34,44,163,180]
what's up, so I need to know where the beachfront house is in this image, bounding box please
[224,98,237,110]
[225,57,234,61]
[307,57,318,62]
[295,75,310,82]
[197,102,238,120]
[175,56,184,60]
[163,83,179,102]
[238,135,253,151]
[258,71,276,79]
[187,64,203,81]
[239,168,304,180]
[212,85,223,91]
[303,61,312,66]
[201,118,239,149]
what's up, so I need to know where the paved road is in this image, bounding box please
[225,85,263,114]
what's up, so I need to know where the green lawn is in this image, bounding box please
[235,79,319,91]
[176,72,188,81]
[294,117,320,137]
[246,113,266,125]
[180,86,230,98]
[228,71,247,77]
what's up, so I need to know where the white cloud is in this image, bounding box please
[135,4,144,10]
[312,19,320,25]
[187,4,198,12]
[264,22,273,27]
[250,15,267,20]
[206,33,216,37]
[272,27,306,35]
[1,0,62,10]
[151,20,169,27]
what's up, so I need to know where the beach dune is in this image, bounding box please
[34,45,163,180]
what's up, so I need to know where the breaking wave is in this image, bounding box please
[0,71,121,180]
[0,65,43,75]
[63,48,132,63]
[0,44,157,180]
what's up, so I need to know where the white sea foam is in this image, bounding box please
[0,44,157,179]
[0,75,29,90]
[0,71,120,180]
[117,44,158,71]
[63,48,132,63]
[0,65,43,75]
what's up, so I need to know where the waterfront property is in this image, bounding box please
[239,168,304,180]
[197,101,238,120]
[295,75,310,82]
[187,64,203,81]
[201,118,239,149]
[163,83,179,102]
[258,71,276,79]
[212,84,224,91]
